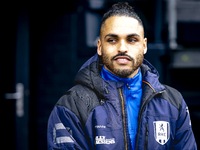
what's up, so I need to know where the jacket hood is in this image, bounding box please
[74,53,164,98]
[74,54,105,98]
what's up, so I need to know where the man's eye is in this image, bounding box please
[128,38,137,43]
[108,39,117,43]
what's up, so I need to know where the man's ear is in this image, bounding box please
[97,39,102,56]
[143,38,147,54]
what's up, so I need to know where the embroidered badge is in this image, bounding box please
[153,121,170,145]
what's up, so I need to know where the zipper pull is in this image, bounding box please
[104,84,110,94]
[126,83,130,90]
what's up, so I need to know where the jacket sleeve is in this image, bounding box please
[172,97,197,149]
[47,95,90,150]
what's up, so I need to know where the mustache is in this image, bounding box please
[111,53,134,61]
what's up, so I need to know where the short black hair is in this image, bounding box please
[99,2,144,37]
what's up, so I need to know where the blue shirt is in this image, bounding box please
[101,66,142,150]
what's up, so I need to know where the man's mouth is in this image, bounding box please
[114,56,131,64]
[114,56,131,61]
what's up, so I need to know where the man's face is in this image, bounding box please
[97,16,147,78]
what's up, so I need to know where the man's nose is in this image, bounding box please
[118,40,128,53]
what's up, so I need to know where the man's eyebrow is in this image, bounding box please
[127,33,140,38]
[104,34,118,39]
[104,33,140,39]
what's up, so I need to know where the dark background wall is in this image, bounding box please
[1,0,200,149]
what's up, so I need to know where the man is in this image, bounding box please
[47,2,197,150]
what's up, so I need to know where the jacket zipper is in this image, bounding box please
[144,123,149,150]
[135,89,164,150]
[119,87,128,150]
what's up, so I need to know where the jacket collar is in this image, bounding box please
[141,59,165,93]
[101,65,142,91]
[74,53,164,98]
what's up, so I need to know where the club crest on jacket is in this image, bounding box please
[153,121,170,145]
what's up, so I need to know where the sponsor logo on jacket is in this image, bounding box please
[95,136,115,144]
[95,125,106,129]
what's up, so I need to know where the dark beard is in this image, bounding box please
[102,52,144,78]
